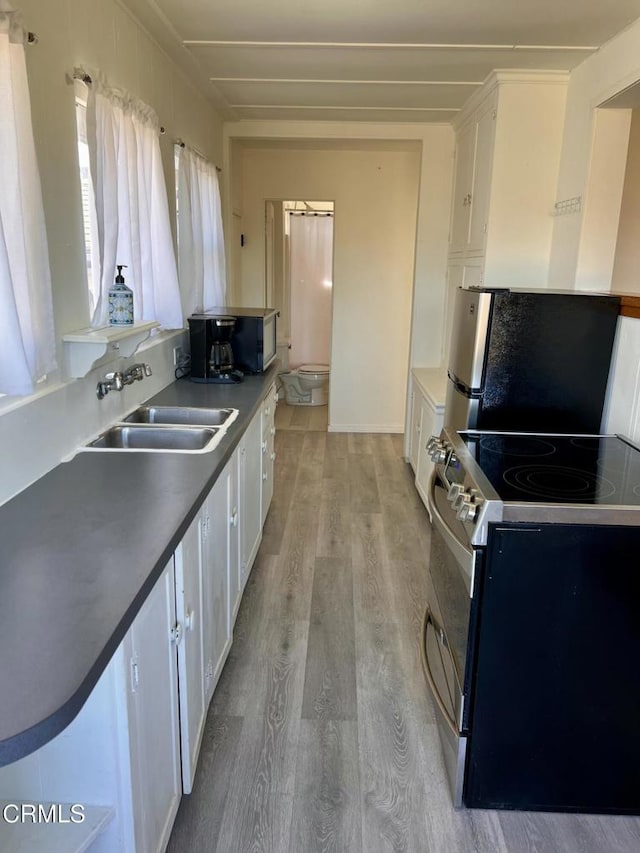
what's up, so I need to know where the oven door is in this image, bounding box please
[423,472,479,807]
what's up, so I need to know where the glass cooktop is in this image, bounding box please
[460,432,640,506]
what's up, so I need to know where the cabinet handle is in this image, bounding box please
[262,472,268,481]
[262,440,267,453]
[130,658,139,692]
[270,452,276,461]
[230,508,238,527]
[185,609,196,632]
[270,426,276,436]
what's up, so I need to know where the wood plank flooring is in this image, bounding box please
[167,404,640,853]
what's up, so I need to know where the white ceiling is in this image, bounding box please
[124,0,640,123]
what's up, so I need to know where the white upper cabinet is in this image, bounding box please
[449,119,479,255]
[448,71,568,288]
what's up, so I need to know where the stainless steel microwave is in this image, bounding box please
[199,307,278,373]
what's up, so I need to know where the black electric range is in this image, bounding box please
[434,430,640,547]
[424,429,640,814]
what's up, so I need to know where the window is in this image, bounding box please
[74,69,183,330]
[74,83,101,318]
[0,10,56,396]
[175,143,227,316]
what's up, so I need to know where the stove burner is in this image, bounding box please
[502,465,617,501]
[479,435,556,458]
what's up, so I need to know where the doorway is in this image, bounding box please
[265,199,335,372]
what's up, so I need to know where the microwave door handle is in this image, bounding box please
[421,607,459,739]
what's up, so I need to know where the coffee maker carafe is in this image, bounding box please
[188,314,244,383]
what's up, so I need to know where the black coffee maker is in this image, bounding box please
[188,314,244,383]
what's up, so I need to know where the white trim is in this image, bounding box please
[212,77,482,86]
[185,40,597,51]
[328,423,404,433]
[231,104,460,112]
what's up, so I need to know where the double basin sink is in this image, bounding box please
[83,406,239,454]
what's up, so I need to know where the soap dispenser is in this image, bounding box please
[108,264,134,326]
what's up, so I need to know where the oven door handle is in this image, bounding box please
[427,473,474,579]
[421,606,459,739]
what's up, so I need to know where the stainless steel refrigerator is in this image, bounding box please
[445,287,620,433]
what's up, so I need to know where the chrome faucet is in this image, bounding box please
[96,371,123,400]
[96,363,151,399]
[123,363,152,385]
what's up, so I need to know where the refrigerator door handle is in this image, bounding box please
[448,371,483,398]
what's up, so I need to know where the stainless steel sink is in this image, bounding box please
[86,425,219,451]
[123,405,238,428]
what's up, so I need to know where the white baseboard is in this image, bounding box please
[327,423,404,433]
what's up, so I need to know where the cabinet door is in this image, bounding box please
[409,388,421,473]
[443,263,464,364]
[227,454,241,627]
[174,514,206,794]
[128,561,181,853]
[449,121,477,253]
[261,384,277,526]
[203,474,232,704]
[467,100,497,254]
[239,408,263,589]
[415,398,444,513]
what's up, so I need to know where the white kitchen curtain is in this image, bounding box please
[0,5,56,396]
[85,71,183,329]
[176,144,227,315]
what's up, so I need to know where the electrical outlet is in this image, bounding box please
[173,346,184,366]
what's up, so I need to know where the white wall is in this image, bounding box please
[611,109,640,292]
[546,16,640,440]
[232,140,422,432]
[0,0,224,504]
[548,16,640,289]
[225,122,453,431]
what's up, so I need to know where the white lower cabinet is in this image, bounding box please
[261,383,277,526]
[409,388,421,473]
[0,388,277,852]
[409,371,446,517]
[415,394,443,510]
[173,516,206,795]
[0,560,182,853]
[202,460,233,706]
[126,562,182,853]
[238,406,263,591]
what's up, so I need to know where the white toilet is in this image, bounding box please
[279,364,330,406]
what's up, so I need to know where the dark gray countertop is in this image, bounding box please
[0,367,278,767]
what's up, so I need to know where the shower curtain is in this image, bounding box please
[288,214,333,367]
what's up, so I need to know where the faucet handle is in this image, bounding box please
[105,371,123,391]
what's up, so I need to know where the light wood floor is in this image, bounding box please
[167,405,640,853]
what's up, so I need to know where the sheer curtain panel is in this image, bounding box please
[0,6,56,396]
[85,72,183,329]
[176,144,227,316]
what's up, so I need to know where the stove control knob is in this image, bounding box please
[447,483,464,502]
[430,444,449,464]
[456,495,478,523]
